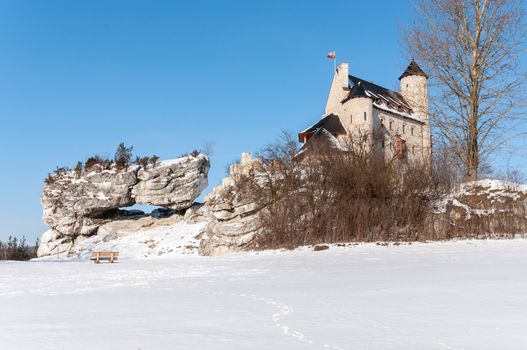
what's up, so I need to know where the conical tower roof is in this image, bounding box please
[398,60,428,80]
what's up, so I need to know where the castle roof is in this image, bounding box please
[299,113,347,136]
[295,128,346,160]
[398,60,428,80]
[344,81,368,99]
[343,75,416,119]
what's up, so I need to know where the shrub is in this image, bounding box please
[0,236,36,261]
[139,156,150,169]
[233,131,447,250]
[84,155,105,172]
[135,156,150,169]
[114,143,133,171]
[150,155,160,168]
[74,161,83,176]
[54,166,70,176]
[44,173,55,185]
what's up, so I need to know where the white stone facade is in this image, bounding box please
[304,61,431,165]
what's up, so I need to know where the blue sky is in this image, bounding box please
[0,0,525,242]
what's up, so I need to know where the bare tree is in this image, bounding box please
[405,0,526,180]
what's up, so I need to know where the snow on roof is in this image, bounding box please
[296,127,346,159]
[299,114,346,136]
[342,75,421,122]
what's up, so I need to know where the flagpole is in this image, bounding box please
[327,50,336,74]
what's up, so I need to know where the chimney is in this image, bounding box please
[336,62,349,87]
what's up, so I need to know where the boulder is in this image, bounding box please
[38,154,209,257]
[424,179,527,239]
[199,153,265,256]
[132,157,209,210]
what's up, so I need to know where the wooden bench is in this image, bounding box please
[90,251,119,263]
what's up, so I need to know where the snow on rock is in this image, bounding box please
[38,154,209,257]
[199,154,265,256]
[39,150,527,260]
[427,179,527,239]
[132,155,209,210]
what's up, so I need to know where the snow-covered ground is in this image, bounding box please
[2,239,527,349]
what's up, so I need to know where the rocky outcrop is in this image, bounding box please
[132,158,208,210]
[37,149,527,259]
[197,175,527,255]
[199,153,265,256]
[425,180,527,239]
[38,154,209,257]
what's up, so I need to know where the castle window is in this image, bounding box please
[402,125,406,134]
[350,114,352,124]
[364,112,367,121]
[380,118,384,125]
[411,127,414,136]
[389,121,393,130]
[381,140,385,148]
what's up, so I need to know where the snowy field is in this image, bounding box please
[2,240,527,350]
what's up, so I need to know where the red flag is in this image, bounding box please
[327,51,336,59]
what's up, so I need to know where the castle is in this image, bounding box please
[298,60,431,163]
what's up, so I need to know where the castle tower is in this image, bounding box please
[399,60,431,163]
[325,62,349,117]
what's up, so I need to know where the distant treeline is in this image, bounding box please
[0,236,38,261]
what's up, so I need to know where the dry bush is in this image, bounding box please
[74,161,83,176]
[234,132,448,250]
[0,236,36,261]
[44,173,55,185]
[150,155,160,168]
[180,150,201,158]
[84,155,105,172]
[135,156,150,170]
[54,166,70,176]
[114,143,133,171]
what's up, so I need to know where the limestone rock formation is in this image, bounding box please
[38,149,527,259]
[132,158,208,210]
[38,154,209,257]
[199,153,265,256]
[425,180,527,239]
